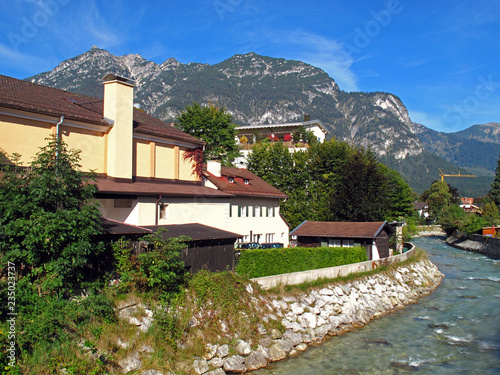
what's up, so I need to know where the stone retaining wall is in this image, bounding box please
[446,231,500,258]
[193,259,444,375]
[251,245,416,289]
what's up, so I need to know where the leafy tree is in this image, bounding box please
[0,136,106,293]
[382,167,416,220]
[437,204,466,235]
[422,180,452,217]
[247,138,415,228]
[489,154,500,206]
[176,102,240,165]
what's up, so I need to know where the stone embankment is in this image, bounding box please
[415,225,446,237]
[190,259,443,375]
[446,231,500,258]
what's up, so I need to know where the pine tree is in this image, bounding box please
[490,154,500,206]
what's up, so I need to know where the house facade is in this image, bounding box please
[0,74,289,250]
[203,161,290,246]
[290,221,395,260]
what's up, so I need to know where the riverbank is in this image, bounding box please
[186,258,444,375]
[446,231,500,258]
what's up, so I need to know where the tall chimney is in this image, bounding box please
[303,114,311,122]
[103,74,134,181]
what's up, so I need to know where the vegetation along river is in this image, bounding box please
[252,236,500,374]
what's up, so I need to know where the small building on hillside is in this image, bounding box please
[144,223,243,272]
[290,221,395,260]
[234,116,329,168]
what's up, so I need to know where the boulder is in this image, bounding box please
[268,343,287,362]
[298,312,317,329]
[223,355,246,374]
[193,359,209,374]
[235,340,251,356]
[244,351,268,371]
[217,344,229,358]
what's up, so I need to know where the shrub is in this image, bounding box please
[111,230,188,298]
[236,246,367,278]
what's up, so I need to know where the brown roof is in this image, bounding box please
[204,165,288,199]
[0,74,203,146]
[95,177,233,197]
[144,223,243,241]
[290,221,394,238]
[101,218,152,235]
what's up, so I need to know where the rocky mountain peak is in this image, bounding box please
[24,46,497,195]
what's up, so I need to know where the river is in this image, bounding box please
[252,236,500,374]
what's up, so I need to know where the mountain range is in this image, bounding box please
[27,46,500,196]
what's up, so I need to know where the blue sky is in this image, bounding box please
[1,0,499,133]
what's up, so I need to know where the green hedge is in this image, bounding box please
[236,246,367,278]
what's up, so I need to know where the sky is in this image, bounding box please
[1,0,499,133]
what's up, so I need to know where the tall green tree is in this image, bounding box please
[247,138,415,228]
[422,180,452,217]
[490,154,500,206]
[176,102,240,165]
[0,136,106,293]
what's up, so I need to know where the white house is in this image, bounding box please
[234,116,329,168]
[203,161,290,246]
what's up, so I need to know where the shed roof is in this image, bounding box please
[290,221,394,239]
[144,223,243,241]
[101,218,152,235]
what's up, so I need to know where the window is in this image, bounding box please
[244,179,249,185]
[159,203,169,219]
[342,240,354,247]
[254,205,260,217]
[238,205,248,218]
[228,177,234,183]
[252,234,261,243]
[329,239,341,247]
[266,233,275,242]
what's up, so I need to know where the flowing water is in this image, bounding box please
[253,236,500,374]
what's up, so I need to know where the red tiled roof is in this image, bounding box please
[95,177,233,197]
[290,221,394,238]
[204,165,288,199]
[0,74,204,146]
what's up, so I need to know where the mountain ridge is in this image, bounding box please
[27,47,499,196]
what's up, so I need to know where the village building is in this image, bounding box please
[233,116,329,168]
[0,74,290,262]
[290,221,395,260]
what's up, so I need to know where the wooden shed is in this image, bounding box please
[290,221,395,260]
[99,217,153,253]
[145,223,243,272]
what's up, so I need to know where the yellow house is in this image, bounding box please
[0,74,289,245]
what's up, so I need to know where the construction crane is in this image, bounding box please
[439,168,476,182]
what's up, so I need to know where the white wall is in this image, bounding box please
[98,195,289,246]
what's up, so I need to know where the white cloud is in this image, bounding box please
[81,1,123,49]
[265,30,360,92]
[0,43,55,76]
